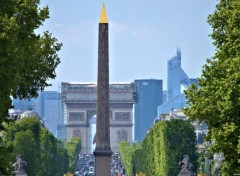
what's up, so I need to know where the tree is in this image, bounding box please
[14,130,37,175]
[39,128,69,176]
[119,142,137,176]
[146,119,197,176]
[0,134,12,175]
[1,117,69,175]
[121,120,197,176]
[39,128,56,175]
[65,137,81,172]
[2,117,41,174]
[184,0,240,174]
[0,0,62,121]
[55,140,69,175]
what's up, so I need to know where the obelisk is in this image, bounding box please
[93,4,112,176]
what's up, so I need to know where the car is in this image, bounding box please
[84,171,89,176]
[89,167,94,175]
[89,160,94,167]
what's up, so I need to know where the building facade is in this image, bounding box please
[134,79,163,142]
[167,49,197,101]
[61,82,137,153]
[12,91,61,137]
[12,98,33,111]
[159,109,208,145]
[158,49,197,117]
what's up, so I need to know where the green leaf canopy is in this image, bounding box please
[184,0,240,174]
[0,0,62,119]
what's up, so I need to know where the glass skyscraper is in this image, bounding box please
[12,98,33,110]
[158,49,197,117]
[134,79,163,142]
[12,91,61,137]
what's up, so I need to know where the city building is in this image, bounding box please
[20,110,40,119]
[12,98,33,111]
[159,108,186,121]
[12,91,61,137]
[9,109,39,120]
[8,109,46,127]
[158,49,197,117]
[167,49,197,101]
[134,79,163,142]
[158,109,208,145]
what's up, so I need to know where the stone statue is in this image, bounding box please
[179,154,194,171]
[178,154,195,176]
[12,155,26,172]
[212,152,224,173]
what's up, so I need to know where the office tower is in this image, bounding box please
[167,49,197,101]
[35,91,61,137]
[12,98,33,110]
[12,91,61,137]
[158,49,197,117]
[134,79,163,141]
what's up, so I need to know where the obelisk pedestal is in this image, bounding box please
[93,4,112,176]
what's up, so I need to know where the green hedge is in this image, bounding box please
[65,137,81,172]
[1,117,69,175]
[119,119,197,176]
[119,142,136,176]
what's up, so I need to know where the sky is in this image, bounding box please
[38,0,217,91]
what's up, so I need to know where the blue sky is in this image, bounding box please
[39,0,217,90]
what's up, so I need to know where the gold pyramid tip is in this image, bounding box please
[99,3,108,23]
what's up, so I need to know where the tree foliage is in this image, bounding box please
[0,135,13,175]
[14,130,38,175]
[65,137,81,172]
[119,142,139,176]
[1,117,41,175]
[38,128,69,176]
[119,120,197,176]
[184,0,240,175]
[0,0,62,121]
[0,117,69,175]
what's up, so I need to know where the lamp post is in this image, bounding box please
[201,157,205,175]
[204,151,214,176]
[199,166,203,176]
[204,151,210,176]
[209,156,213,176]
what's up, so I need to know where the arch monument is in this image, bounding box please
[61,82,137,153]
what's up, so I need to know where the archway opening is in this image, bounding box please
[88,115,96,154]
